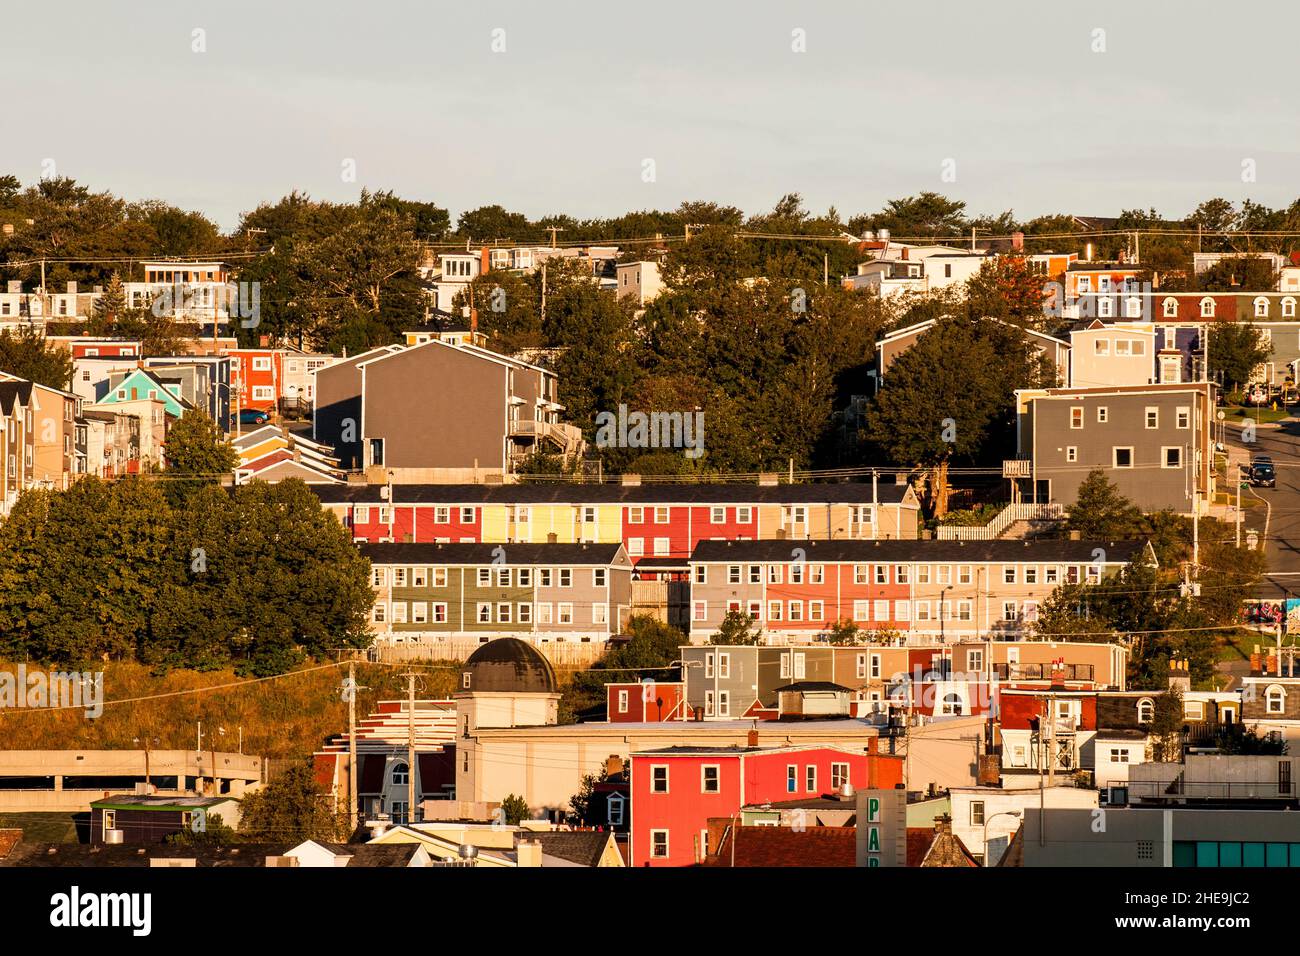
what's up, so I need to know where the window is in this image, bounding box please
[694,565,707,585]
[537,603,553,624]
[895,565,910,584]
[654,507,670,524]
[1255,297,1269,318]
[728,565,741,585]
[477,568,491,586]
[594,568,607,587]
[856,653,868,678]
[391,762,409,785]
[710,506,726,524]
[651,766,669,793]
[789,601,804,622]
[748,565,762,584]
[628,537,645,556]
[1200,297,1216,319]
[874,600,889,622]
[1113,447,1134,468]
[854,600,870,622]
[970,801,985,826]
[1066,446,1078,463]
[1267,685,1286,715]
[737,506,753,524]
[461,507,475,523]
[435,506,450,523]
[701,765,720,793]
[371,567,386,586]
[653,538,670,556]
[1003,600,1018,622]
[497,603,511,624]
[854,564,869,585]
[786,766,797,793]
[1094,338,1110,356]
[1163,446,1183,468]
[831,763,850,791]
[693,601,707,622]
[412,603,427,624]
[1145,407,1159,429]
[1003,565,1017,584]
[1163,296,1178,318]
[618,690,629,713]
[874,565,888,585]
[650,831,669,858]
[559,569,572,587]
[809,601,824,621]
[496,568,511,587]
[477,603,491,624]
[628,506,644,524]
[1109,748,1131,763]
[557,604,573,624]
[1285,297,1297,318]
[806,766,817,792]
[516,568,530,587]
[1137,698,1154,724]
[432,603,448,623]
[1070,407,1083,429]
[390,602,407,624]
[538,569,552,587]
[1097,406,1108,423]
[767,600,782,621]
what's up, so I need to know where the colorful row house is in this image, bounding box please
[315,479,921,576]
[360,542,633,644]
[684,538,1152,643]
[629,739,902,866]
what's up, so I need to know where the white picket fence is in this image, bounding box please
[935,502,1065,540]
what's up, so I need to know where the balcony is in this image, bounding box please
[992,662,1094,683]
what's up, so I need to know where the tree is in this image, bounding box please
[90,271,128,324]
[710,610,761,645]
[163,408,239,477]
[821,620,861,645]
[1150,689,1184,762]
[499,793,530,826]
[1207,322,1272,392]
[0,327,72,389]
[864,318,1044,515]
[1198,256,1279,292]
[1066,470,1145,539]
[238,763,347,842]
[965,255,1049,329]
[450,270,540,352]
[164,812,237,846]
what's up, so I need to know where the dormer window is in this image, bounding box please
[1137,698,1154,724]
[1200,297,1216,319]
[1267,684,1286,715]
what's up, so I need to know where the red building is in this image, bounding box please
[629,739,902,867]
[229,348,284,412]
[348,500,482,543]
[50,338,141,360]
[606,680,687,722]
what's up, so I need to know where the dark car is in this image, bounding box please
[1250,456,1276,488]
[230,408,271,427]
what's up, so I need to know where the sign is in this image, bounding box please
[856,788,907,867]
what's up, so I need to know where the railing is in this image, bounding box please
[992,662,1095,682]
[936,502,1065,540]
[1128,778,1294,801]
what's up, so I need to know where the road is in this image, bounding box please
[1224,418,1300,599]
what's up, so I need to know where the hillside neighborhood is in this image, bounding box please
[2,172,1300,882]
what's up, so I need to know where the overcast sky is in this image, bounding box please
[3,0,1297,230]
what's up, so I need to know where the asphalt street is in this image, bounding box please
[1225,418,1300,600]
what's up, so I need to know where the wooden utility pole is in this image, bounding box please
[546,226,565,248]
[348,661,359,828]
[406,671,417,824]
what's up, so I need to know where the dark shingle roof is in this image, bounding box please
[3,843,287,868]
[689,538,1149,564]
[525,831,614,867]
[313,482,912,506]
[358,542,624,565]
[706,826,856,867]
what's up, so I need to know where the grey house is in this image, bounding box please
[1016,382,1215,513]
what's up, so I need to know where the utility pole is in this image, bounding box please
[1046,691,1056,787]
[196,721,204,795]
[540,263,547,328]
[348,661,359,829]
[1038,697,1046,846]
[406,670,417,825]
[546,226,565,248]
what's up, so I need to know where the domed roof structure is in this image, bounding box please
[459,638,557,695]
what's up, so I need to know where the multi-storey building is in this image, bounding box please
[684,538,1151,643]
[360,542,633,644]
[629,740,902,866]
[1015,382,1215,513]
[314,480,921,573]
[124,260,232,323]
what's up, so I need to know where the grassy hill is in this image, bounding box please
[0,660,462,760]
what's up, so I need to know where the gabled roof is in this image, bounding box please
[707,825,856,867]
[312,481,913,506]
[689,538,1150,565]
[358,542,627,566]
[523,831,618,867]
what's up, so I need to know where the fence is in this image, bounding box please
[936,502,1065,540]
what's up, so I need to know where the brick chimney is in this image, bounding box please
[1011,231,1024,251]
[515,840,542,868]
[605,754,624,776]
[1168,657,1192,693]
[747,728,760,748]
[1049,658,1067,687]
[865,736,878,755]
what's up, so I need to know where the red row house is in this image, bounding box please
[228,348,284,413]
[311,481,921,574]
[629,738,902,866]
[605,680,688,722]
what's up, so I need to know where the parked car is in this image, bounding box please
[231,408,271,426]
[1250,456,1276,488]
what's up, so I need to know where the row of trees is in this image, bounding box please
[0,475,373,675]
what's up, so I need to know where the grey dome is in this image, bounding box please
[460,638,557,695]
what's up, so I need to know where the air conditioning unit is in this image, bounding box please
[103,829,124,844]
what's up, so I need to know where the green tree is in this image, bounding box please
[238,763,347,842]
[710,609,761,645]
[0,327,72,389]
[1065,470,1145,539]
[1207,322,1272,392]
[163,408,239,477]
[1150,689,1184,762]
[164,812,237,846]
[821,620,861,645]
[500,793,530,826]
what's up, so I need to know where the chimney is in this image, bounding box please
[1011,231,1024,252]
[757,473,779,487]
[934,814,952,836]
[259,334,269,347]
[747,728,760,748]
[620,473,641,486]
[66,281,77,295]
[1167,657,1192,693]
[604,754,624,776]
[515,840,542,868]
[1050,658,1067,687]
[865,736,878,755]
[480,247,491,275]
[6,281,20,294]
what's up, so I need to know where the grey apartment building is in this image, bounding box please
[1015,382,1214,513]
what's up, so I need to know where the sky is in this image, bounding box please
[2,0,1299,231]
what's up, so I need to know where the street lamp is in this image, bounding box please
[982,809,1022,866]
